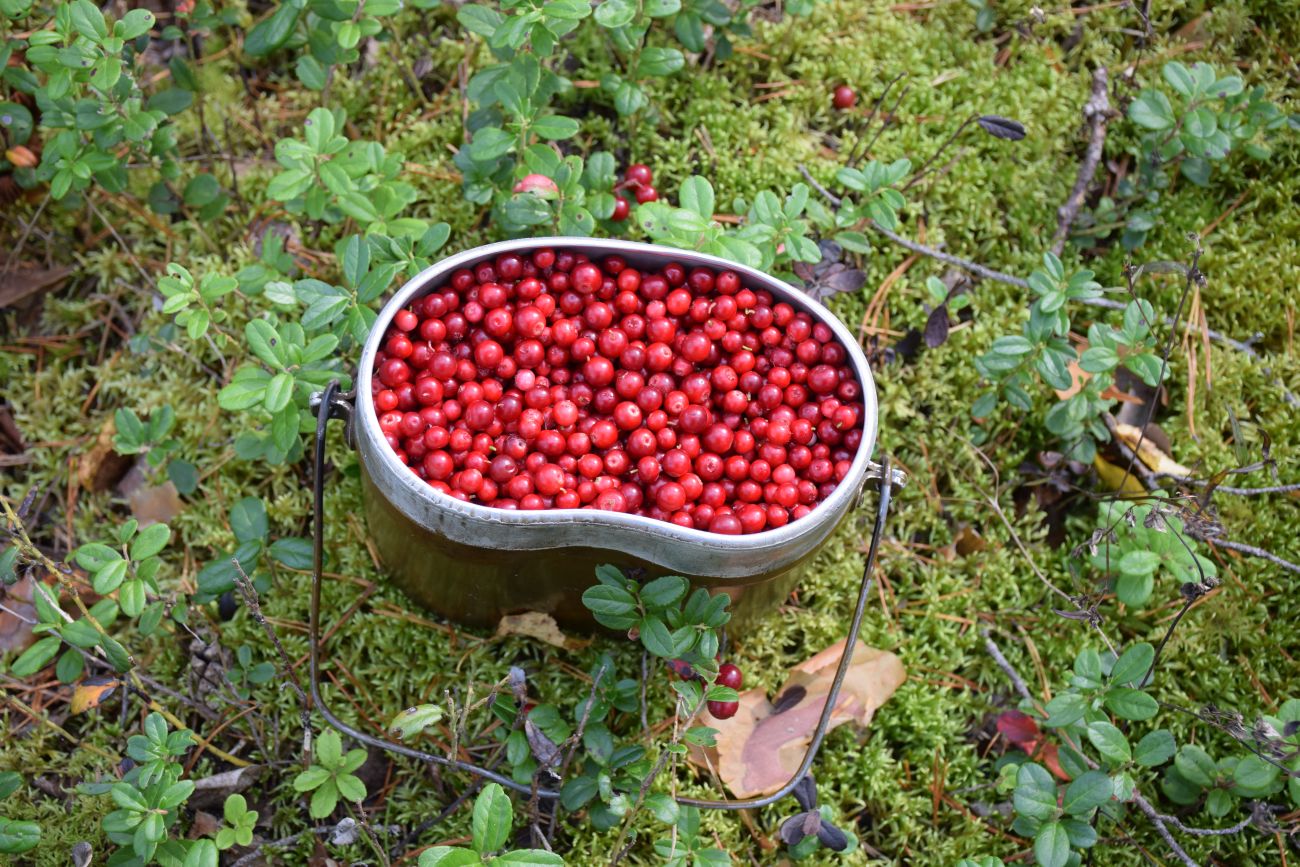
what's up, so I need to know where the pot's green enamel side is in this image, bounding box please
[358,462,831,629]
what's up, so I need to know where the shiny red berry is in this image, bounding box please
[707,700,739,720]
[833,85,856,110]
[716,663,743,690]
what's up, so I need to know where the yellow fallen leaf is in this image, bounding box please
[688,640,906,798]
[1113,422,1193,478]
[1093,455,1148,496]
[71,676,121,714]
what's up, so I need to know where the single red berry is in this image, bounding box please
[624,163,653,187]
[634,185,659,204]
[832,85,857,110]
[707,699,739,720]
[611,196,631,221]
[716,663,743,690]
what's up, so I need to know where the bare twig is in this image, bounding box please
[232,559,314,763]
[797,165,841,206]
[1154,810,1256,837]
[1188,535,1300,575]
[1052,67,1114,255]
[982,631,1033,703]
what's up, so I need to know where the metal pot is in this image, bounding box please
[325,238,885,628]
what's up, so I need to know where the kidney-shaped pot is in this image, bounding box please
[335,238,881,628]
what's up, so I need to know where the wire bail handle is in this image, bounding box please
[308,381,904,810]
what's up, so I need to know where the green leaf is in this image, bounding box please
[389,704,445,740]
[1117,550,1159,578]
[1044,692,1088,727]
[1013,762,1058,821]
[1129,90,1175,130]
[639,616,677,658]
[11,636,61,677]
[471,783,512,854]
[470,126,514,161]
[246,319,285,369]
[594,0,636,28]
[1110,642,1154,686]
[94,559,129,594]
[230,497,268,544]
[1105,688,1158,721]
[1134,730,1176,767]
[457,4,504,37]
[0,772,21,800]
[71,0,108,40]
[581,585,638,629]
[1174,744,1217,787]
[130,524,171,561]
[1086,721,1131,765]
[263,372,294,413]
[494,850,565,865]
[244,3,302,56]
[269,538,314,569]
[639,575,688,610]
[115,8,155,40]
[296,54,328,90]
[1034,821,1071,867]
[0,817,41,855]
[679,176,714,219]
[292,766,331,792]
[531,115,580,140]
[1062,770,1112,815]
[635,47,684,77]
[335,773,366,802]
[147,89,193,115]
[1162,62,1198,99]
[419,848,483,867]
[1232,755,1280,796]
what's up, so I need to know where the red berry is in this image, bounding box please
[624,163,653,187]
[716,663,743,690]
[371,247,866,534]
[635,185,658,204]
[707,700,739,720]
[832,85,856,110]
[611,196,631,221]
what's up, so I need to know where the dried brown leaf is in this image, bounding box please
[495,611,586,650]
[77,417,134,494]
[688,641,905,798]
[0,264,72,309]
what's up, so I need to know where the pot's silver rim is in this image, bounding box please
[354,238,879,565]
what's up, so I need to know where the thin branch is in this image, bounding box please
[1052,67,1114,255]
[1188,535,1300,575]
[232,559,314,763]
[1131,793,1201,867]
[982,631,1033,703]
[797,165,841,206]
[868,220,1032,288]
[1154,810,1255,838]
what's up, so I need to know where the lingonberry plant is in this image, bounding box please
[971,252,1163,463]
[417,783,564,865]
[1082,60,1296,250]
[292,729,369,819]
[0,772,41,856]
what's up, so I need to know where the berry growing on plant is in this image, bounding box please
[707,700,740,720]
[716,662,743,689]
[512,174,559,197]
[369,248,866,534]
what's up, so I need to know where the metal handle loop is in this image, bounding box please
[307,380,902,811]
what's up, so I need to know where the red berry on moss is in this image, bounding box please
[832,85,856,110]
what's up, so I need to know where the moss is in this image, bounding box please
[3,0,1300,864]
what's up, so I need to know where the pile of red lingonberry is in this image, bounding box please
[369,248,866,535]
